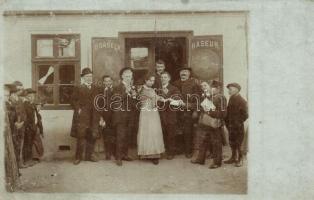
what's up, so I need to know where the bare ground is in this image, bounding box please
[16,147,247,194]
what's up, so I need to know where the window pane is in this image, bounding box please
[38,85,54,104]
[38,65,54,85]
[59,65,75,84]
[130,47,148,68]
[37,39,53,57]
[57,37,76,57]
[59,85,74,104]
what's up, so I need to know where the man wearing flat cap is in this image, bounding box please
[224,82,248,167]
[70,68,101,165]
[173,66,202,158]
[111,67,137,166]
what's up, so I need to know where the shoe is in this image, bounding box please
[105,154,111,160]
[209,163,220,169]
[224,157,236,164]
[152,159,159,165]
[19,162,28,169]
[190,159,205,165]
[116,159,122,166]
[235,159,243,167]
[73,159,81,165]
[122,156,133,161]
[24,160,37,167]
[185,153,193,158]
[166,155,174,160]
[207,154,213,159]
[87,154,99,162]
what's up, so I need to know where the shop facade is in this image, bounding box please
[3,11,248,159]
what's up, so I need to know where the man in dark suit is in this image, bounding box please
[97,75,116,160]
[111,67,137,166]
[157,72,181,160]
[224,83,248,167]
[23,88,36,166]
[153,59,166,90]
[71,68,101,165]
[173,67,202,158]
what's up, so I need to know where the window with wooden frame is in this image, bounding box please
[31,34,80,109]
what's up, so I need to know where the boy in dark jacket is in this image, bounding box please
[224,83,248,167]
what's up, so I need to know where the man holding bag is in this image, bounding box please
[191,80,227,169]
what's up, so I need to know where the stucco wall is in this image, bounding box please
[3,12,248,159]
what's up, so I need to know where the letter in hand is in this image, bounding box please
[15,121,24,129]
[99,117,106,128]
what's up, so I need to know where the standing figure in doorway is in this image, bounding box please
[224,83,248,167]
[153,59,166,90]
[71,68,101,165]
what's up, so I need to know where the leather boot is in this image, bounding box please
[224,147,236,164]
[191,148,206,165]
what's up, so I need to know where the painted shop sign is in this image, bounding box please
[191,38,221,50]
[93,39,121,51]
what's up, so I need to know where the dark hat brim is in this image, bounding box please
[4,84,18,92]
[226,83,241,91]
[119,67,134,78]
[24,88,37,94]
[177,67,192,72]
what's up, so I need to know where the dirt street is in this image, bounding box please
[17,147,247,194]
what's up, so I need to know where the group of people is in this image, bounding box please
[70,59,248,169]
[4,81,44,191]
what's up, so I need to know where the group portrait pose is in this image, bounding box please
[69,59,248,168]
[3,59,248,191]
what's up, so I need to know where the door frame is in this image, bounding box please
[118,31,193,69]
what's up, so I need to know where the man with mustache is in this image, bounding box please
[71,68,101,165]
[173,66,202,158]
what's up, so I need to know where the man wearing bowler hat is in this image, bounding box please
[70,68,101,165]
[111,67,137,166]
[173,66,202,158]
[224,82,248,167]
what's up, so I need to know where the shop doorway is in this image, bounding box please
[124,36,187,84]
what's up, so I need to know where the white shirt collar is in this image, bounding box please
[162,83,169,88]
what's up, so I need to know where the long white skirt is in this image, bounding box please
[137,109,165,158]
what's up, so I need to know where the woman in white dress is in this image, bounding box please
[137,74,165,165]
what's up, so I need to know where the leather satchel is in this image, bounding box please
[198,112,221,129]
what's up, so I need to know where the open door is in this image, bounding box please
[190,35,223,83]
[92,37,123,84]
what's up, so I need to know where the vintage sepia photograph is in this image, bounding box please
[2,7,248,194]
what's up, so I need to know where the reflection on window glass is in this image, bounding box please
[38,65,54,85]
[59,85,74,104]
[130,48,148,68]
[59,65,75,84]
[57,38,76,57]
[38,85,53,104]
[37,39,53,57]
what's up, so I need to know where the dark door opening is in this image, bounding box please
[125,37,187,84]
[154,37,186,82]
